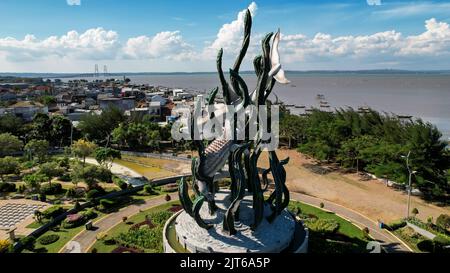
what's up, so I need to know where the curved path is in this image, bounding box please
[290,192,413,253]
[60,191,412,253]
[60,159,411,253]
[60,193,177,253]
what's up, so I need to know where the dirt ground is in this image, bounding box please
[258,149,450,223]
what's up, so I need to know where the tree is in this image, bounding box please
[0,133,23,156]
[27,113,52,141]
[436,214,450,231]
[71,163,111,190]
[0,114,23,135]
[337,135,377,173]
[94,148,121,170]
[0,157,20,183]
[78,106,125,146]
[38,162,64,186]
[24,139,49,163]
[412,208,419,218]
[71,139,97,165]
[50,116,72,147]
[23,173,48,192]
[112,122,161,151]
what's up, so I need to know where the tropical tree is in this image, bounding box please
[0,157,20,182]
[71,139,97,165]
[78,106,125,146]
[0,133,23,156]
[23,173,48,192]
[94,148,121,170]
[38,162,64,186]
[24,139,49,163]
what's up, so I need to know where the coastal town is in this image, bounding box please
[0,76,197,127]
[0,1,449,264]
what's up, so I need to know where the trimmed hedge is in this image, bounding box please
[42,206,65,219]
[38,234,60,245]
[0,183,16,193]
[387,220,407,231]
[40,183,63,195]
[307,219,340,234]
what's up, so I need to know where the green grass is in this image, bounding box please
[289,201,369,253]
[90,201,180,253]
[393,226,425,253]
[29,210,106,253]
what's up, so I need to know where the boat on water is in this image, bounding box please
[316,94,325,100]
[397,115,413,119]
[285,104,295,107]
[295,105,306,109]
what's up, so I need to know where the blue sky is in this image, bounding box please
[0,0,450,72]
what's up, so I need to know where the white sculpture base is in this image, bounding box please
[164,190,301,253]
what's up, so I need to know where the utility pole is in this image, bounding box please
[402,151,417,219]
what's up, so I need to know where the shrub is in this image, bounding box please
[0,239,11,253]
[40,183,63,195]
[0,182,16,193]
[63,214,87,229]
[412,208,419,217]
[118,180,128,190]
[417,239,434,252]
[59,174,72,182]
[19,236,36,251]
[436,214,450,231]
[122,216,128,223]
[165,194,171,202]
[38,234,60,245]
[42,206,65,219]
[387,220,407,231]
[144,184,154,194]
[319,203,325,209]
[433,236,450,253]
[99,199,115,210]
[148,211,173,225]
[91,248,98,253]
[363,227,370,238]
[86,189,104,200]
[74,201,81,211]
[39,194,46,202]
[307,219,340,234]
[65,188,76,198]
[81,208,98,220]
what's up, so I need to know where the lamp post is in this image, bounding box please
[401,151,417,219]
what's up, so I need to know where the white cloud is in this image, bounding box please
[278,18,450,68]
[0,28,120,61]
[67,0,81,6]
[202,2,258,59]
[123,31,195,61]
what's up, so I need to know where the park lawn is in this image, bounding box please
[90,201,180,253]
[289,201,369,253]
[31,210,106,253]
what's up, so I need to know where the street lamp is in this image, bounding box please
[401,151,417,219]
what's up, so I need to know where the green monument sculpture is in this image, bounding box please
[179,9,290,233]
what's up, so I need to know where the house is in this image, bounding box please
[98,97,135,112]
[3,101,48,121]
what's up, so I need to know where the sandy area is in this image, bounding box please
[259,149,449,223]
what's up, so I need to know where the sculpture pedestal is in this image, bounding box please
[163,190,309,253]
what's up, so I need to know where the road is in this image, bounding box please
[290,192,413,253]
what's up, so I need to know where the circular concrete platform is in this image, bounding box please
[164,190,308,253]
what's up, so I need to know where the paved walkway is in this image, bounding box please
[84,158,142,178]
[406,222,436,240]
[290,192,413,253]
[60,193,178,253]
